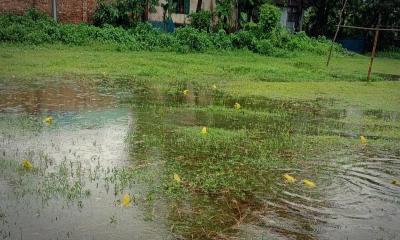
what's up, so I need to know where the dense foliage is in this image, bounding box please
[258,3,281,34]
[0,9,344,56]
[303,0,400,48]
[188,11,212,32]
[93,0,158,27]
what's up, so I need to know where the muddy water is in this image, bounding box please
[253,151,400,240]
[1,79,400,240]
[141,90,400,239]
[0,81,171,240]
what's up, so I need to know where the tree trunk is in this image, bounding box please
[196,0,203,12]
[142,0,149,21]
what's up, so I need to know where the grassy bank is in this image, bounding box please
[1,44,400,81]
[1,44,400,111]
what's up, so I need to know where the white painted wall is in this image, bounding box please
[279,7,288,27]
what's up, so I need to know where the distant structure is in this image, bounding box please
[0,0,217,25]
[0,0,306,30]
[274,0,307,32]
[149,0,216,26]
[0,0,97,23]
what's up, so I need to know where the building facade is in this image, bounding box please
[276,0,306,32]
[149,0,216,25]
[0,0,97,23]
[0,0,216,25]
[0,0,304,30]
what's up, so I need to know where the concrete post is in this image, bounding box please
[52,0,57,21]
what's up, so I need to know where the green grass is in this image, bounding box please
[1,43,399,111]
[1,44,399,81]
[226,81,400,111]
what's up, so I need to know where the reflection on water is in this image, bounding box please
[0,82,115,113]
[0,81,170,240]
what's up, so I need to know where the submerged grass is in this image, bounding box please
[124,80,400,238]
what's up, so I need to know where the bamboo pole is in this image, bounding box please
[326,0,348,67]
[367,29,380,82]
[367,14,381,82]
[339,25,400,32]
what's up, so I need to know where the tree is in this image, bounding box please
[93,0,159,27]
[304,0,400,47]
[196,0,203,12]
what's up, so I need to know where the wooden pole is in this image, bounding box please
[367,14,381,82]
[339,25,400,32]
[326,0,348,67]
[367,29,380,82]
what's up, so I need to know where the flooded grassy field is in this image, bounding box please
[0,77,399,240]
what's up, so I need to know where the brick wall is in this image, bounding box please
[0,0,98,23]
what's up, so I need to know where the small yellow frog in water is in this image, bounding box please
[234,103,241,110]
[360,135,367,145]
[43,116,53,125]
[121,193,132,207]
[303,179,316,188]
[173,173,181,183]
[283,173,296,183]
[22,159,33,170]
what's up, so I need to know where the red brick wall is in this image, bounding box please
[0,0,98,23]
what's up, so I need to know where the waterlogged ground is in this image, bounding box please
[0,80,171,239]
[0,78,399,240]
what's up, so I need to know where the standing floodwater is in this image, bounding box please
[0,80,171,240]
[1,79,400,240]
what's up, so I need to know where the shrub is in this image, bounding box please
[0,10,345,56]
[188,11,212,32]
[93,1,119,27]
[93,0,159,28]
[210,29,233,50]
[242,21,258,32]
[267,27,291,48]
[58,24,94,45]
[255,39,288,57]
[231,30,257,50]
[258,3,281,34]
[286,31,331,55]
[95,25,136,45]
[255,39,274,55]
[159,32,179,50]
[378,46,400,59]
[0,22,27,42]
[175,27,212,52]
[131,22,162,49]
